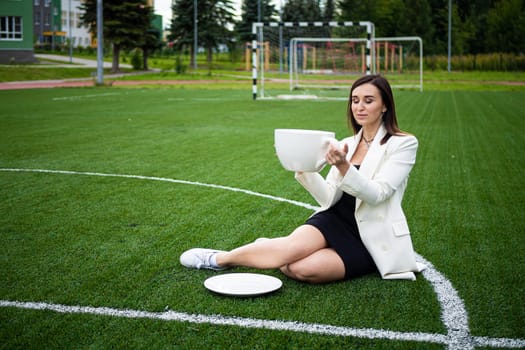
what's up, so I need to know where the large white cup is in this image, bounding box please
[274,129,336,172]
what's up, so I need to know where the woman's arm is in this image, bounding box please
[294,171,341,209]
[336,135,418,205]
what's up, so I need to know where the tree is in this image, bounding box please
[80,0,154,72]
[323,0,336,22]
[235,0,278,44]
[169,0,194,64]
[200,0,237,65]
[395,0,435,52]
[141,28,162,70]
[332,0,525,56]
[281,0,322,22]
[338,0,378,23]
[170,0,237,68]
[460,1,493,54]
[486,0,525,54]
[425,0,451,54]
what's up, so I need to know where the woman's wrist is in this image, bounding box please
[336,161,350,176]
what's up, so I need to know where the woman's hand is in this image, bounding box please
[326,142,350,176]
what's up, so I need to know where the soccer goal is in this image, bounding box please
[251,22,423,100]
[251,21,375,100]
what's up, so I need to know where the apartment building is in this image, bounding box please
[0,0,35,63]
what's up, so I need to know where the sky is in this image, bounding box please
[153,0,172,27]
[154,0,244,28]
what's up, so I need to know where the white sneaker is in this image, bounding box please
[179,248,227,271]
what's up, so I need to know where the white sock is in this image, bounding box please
[209,252,220,268]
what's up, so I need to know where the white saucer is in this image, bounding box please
[204,273,282,297]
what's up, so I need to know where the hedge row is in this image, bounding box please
[425,53,525,71]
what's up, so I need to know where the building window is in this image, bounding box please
[45,0,51,7]
[0,16,23,41]
[35,0,40,5]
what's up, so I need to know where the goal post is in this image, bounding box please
[251,21,375,100]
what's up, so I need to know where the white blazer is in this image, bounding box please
[295,124,425,280]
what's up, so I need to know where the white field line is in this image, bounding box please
[1,168,524,349]
[165,98,246,102]
[52,92,122,101]
[415,253,473,350]
[0,300,448,345]
[0,300,523,348]
[0,168,318,211]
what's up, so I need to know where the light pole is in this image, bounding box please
[96,0,103,85]
[40,2,44,45]
[51,5,55,51]
[68,0,72,63]
[279,0,283,73]
[447,0,451,72]
[193,0,197,69]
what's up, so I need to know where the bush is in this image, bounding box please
[131,49,143,70]
[425,53,525,71]
[175,56,187,74]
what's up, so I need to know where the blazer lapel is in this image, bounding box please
[345,129,362,161]
[355,124,388,210]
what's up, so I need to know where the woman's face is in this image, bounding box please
[350,83,386,129]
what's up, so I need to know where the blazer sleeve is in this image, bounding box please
[337,135,418,205]
[293,137,354,208]
[295,135,418,208]
[294,171,341,209]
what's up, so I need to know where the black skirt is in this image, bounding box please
[305,191,378,279]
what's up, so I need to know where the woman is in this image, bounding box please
[180,74,425,282]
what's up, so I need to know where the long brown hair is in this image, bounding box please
[347,74,403,145]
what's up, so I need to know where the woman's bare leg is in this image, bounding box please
[215,225,327,269]
[280,248,346,283]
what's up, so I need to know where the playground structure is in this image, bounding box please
[375,41,405,73]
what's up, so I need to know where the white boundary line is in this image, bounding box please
[0,168,318,211]
[52,92,122,101]
[0,300,449,344]
[1,168,524,349]
[0,300,522,348]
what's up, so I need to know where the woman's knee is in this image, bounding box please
[280,262,321,283]
[280,249,346,283]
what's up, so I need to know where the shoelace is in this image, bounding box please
[196,251,214,269]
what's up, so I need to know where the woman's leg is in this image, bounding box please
[280,248,346,283]
[215,224,327,270]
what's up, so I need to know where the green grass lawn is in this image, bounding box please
[0,87,523,348]
[2,55,524,93]
[0,66,128,83]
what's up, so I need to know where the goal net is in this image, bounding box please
[250,22,423,100]
[250,21,375,100]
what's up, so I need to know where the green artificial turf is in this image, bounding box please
[0,87,523,348]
